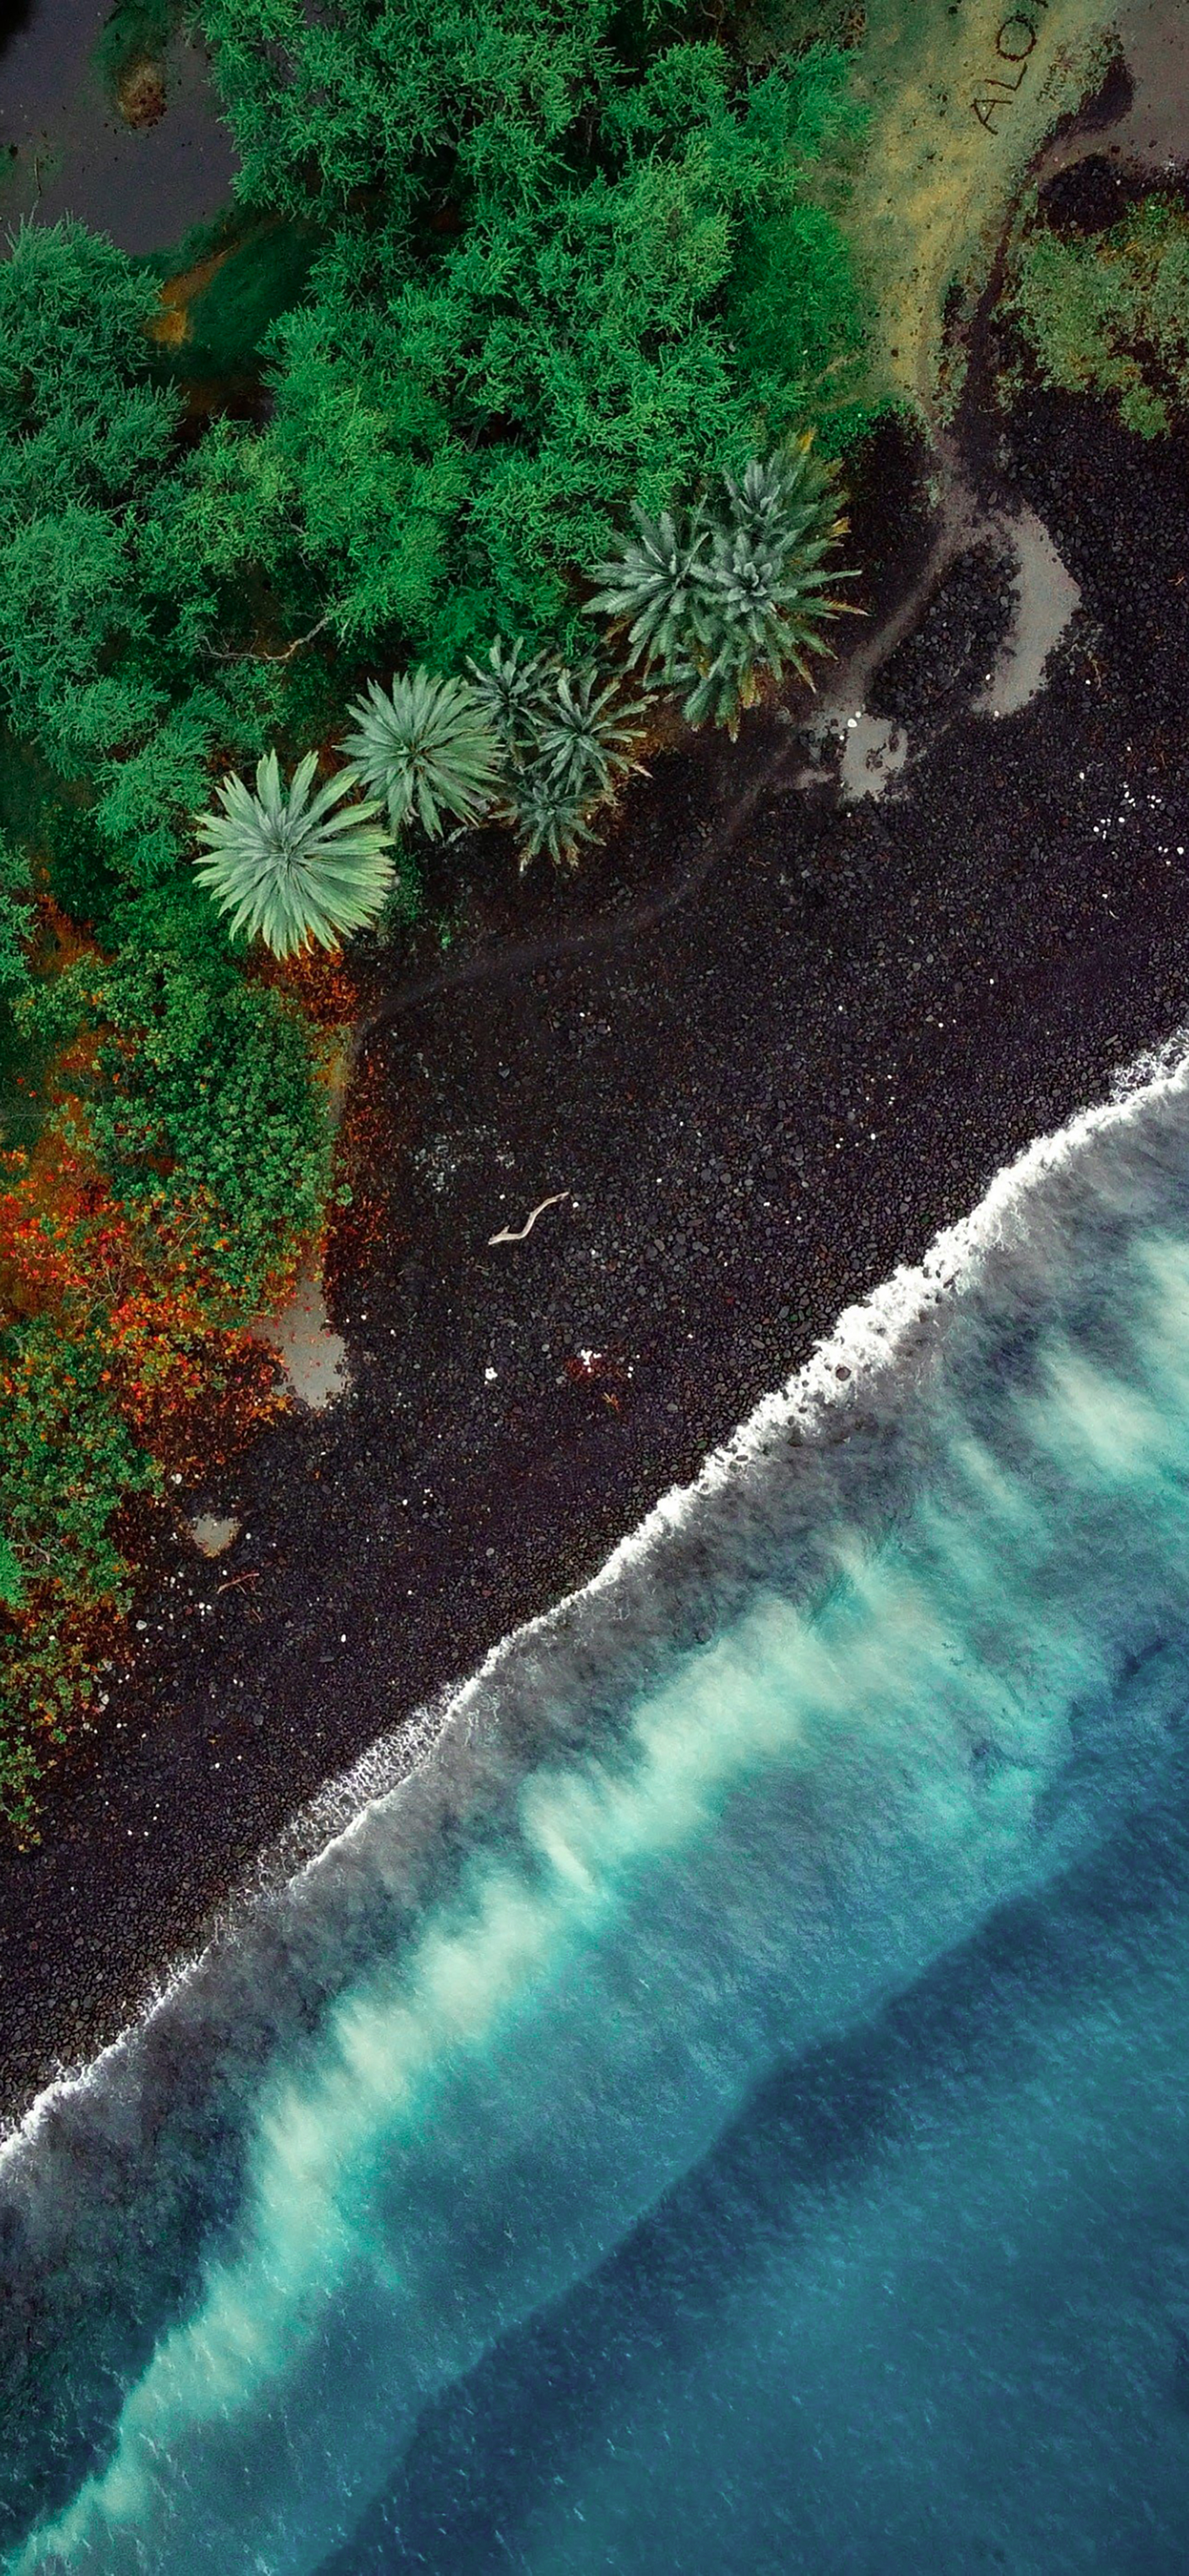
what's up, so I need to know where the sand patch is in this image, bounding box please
[257,1263,351,1415]
[189,1513,241,1559]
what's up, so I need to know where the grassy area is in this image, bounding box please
[817,0,1120,417]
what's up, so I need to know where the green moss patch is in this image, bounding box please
[1008,194,1189,436]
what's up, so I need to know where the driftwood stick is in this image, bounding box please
[488,1192,569,1247]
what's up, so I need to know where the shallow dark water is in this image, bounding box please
[0,0,234,251]
[3,1048,1189,2572]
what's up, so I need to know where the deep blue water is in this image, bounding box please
[4,1050,1189,2573]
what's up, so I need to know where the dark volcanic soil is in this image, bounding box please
[4,389,1189,2123]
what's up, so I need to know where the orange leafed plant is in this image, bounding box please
[0,1115,282,1460]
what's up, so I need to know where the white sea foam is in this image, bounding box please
[4,1021,1189,2185]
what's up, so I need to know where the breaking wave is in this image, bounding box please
[4,1036,1189,2572]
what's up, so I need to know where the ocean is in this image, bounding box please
[3,1042,1189,2574]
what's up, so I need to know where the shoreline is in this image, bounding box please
[3,382,1189,2122]
[234,1009,1189,1936]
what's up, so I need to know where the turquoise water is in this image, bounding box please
[4,1054,1189,2572]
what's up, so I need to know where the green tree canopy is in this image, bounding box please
[197,2,868,656]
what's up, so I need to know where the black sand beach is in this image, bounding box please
[3,361,1189,2125]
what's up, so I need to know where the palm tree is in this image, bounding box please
[499,768,604,871]
[678,530,849,734]
[722,440,845,556]
[588,436,855,733]
[587,501,708,673]
[194,750,392,957]
[492,661,651,869]
[465,636,555,759]
[527,662,651,800]
[341,669,503,838]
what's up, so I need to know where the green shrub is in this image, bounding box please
[0,219,179,528]
[738,0,865,64]
[26,951,337,1307]
[0,1535,23,1612]
[1,942,337,1816]
[193,0,866,659]
[0,223,296,896]
[0,1318,157,1831]
[724,199,872,447]
[0,833,34,1004]
[143,215,322,384]
[1008,196,1189,438]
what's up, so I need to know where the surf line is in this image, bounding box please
[179,1021,1189,1964]
[7,1021,1189,2180]
[972,0,1050,133]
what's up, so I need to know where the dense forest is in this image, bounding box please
[0,0,878,1820]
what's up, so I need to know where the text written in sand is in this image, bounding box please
[972,1,1049,133]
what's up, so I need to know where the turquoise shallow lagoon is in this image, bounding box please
[4,1047,1189,2572]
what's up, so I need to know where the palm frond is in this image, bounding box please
[498,767,604,872]
[590,438,857,736]
[722,435,847,554]
[683,443,856,733]
[465,636,554,760]
[193,749,393,958]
